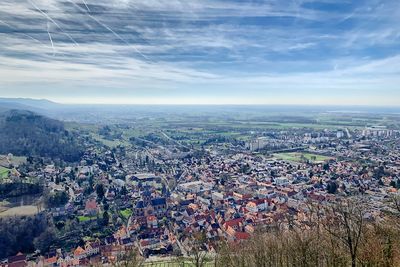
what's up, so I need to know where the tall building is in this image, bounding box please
[246,137,269,151]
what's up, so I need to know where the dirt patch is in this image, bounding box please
[0,205,39,217]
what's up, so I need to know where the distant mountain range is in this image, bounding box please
[0,98,62,114]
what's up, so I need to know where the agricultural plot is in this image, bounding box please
[0,205,38,217]
[273,152,332,163]
[0,195,42,217]
[0,166,10,180]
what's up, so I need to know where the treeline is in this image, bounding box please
[0,182,42,198]
[213,199,400,267]
[0,109,84,162]
[44,190,69,208]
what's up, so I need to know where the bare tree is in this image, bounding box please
[188,232,210,267]
[114,248,144,267]
[392,195,400,213]
[213,198,400,267]
[323,199,366,267]
[215,241,240,267]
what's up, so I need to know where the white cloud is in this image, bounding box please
[0,0,399,105]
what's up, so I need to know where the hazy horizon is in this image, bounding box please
[3,97,400,116]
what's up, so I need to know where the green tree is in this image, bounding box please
[33,228,57,253]
[103,211,110,226]
[323,163,330,171]
[120,186,128,196]
[45,190,69,208]
[96,184,105,200]
[327,182,338,194]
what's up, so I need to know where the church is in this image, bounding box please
[134,189,167,217]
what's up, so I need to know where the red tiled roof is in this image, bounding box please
[235,232,250,240]
[147,215,157,222]
[224,217,244,227]
[45,256,57,264]
[85,199,97,210]
[74,246,85,256]
[140,240,150,247]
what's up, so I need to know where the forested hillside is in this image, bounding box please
[0,110,83,162]
[0,214,54,259]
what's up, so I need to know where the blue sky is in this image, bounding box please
[0,0,399,105]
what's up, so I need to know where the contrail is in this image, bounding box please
[88,13,151,61]
[23,32,46,46]
[47,22,56,56]
[0,19,45,46]
[65,0,151,61]
[82,0,91,12]
[28,0,79,46]
[0,19,13,28]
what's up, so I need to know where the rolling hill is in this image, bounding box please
[0,109,84,162]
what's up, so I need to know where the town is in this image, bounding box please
[1,0,400,265]
[1,109,399,266]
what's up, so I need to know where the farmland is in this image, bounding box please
[0,166,10,179]
[0,205,38,217]
[273,152,332,163]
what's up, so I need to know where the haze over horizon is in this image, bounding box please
[1,0,399,105]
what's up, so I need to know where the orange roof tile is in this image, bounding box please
[74,246,85,256]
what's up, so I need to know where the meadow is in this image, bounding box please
[273,152,332,163]
[0,166,10,179]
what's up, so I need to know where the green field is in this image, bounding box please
[91,133,130,148]
[77,215,97,222]
[0,167,10,179]
[273,152,332,163]
[120,209,133,219]
[143,260,214,267]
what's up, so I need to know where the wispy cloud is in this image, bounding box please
[0,0,399,105]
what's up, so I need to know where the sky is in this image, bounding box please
[0,0,399,105]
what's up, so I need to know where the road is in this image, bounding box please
[160,131,191,150]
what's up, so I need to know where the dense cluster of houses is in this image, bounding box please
[2,128,399,266]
